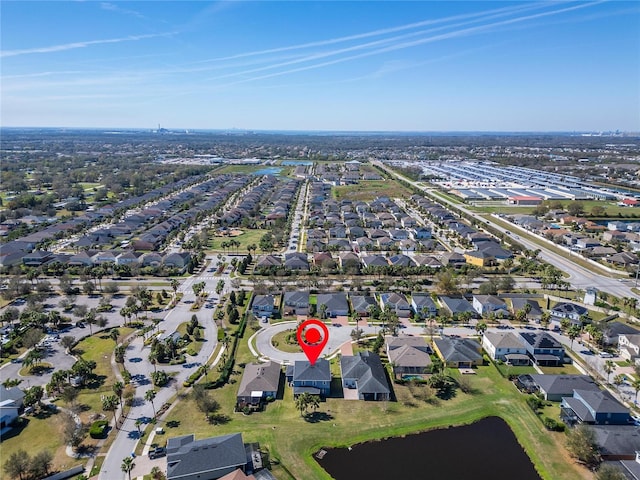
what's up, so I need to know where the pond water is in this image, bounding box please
[252,167,283,175]
[316,416,541,480]
[281,160,313,165]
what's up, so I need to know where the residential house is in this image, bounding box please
[166,433,248,480]
[163,252,191,273]
[411,227,432,240]
[592,426,640,461]
[316,293,349,318]
[605,252,639,267]
[472,295,509,317]
[438,296,476,317]
[254,255,282,270]
[520,332,565,366]
[411,294,438,319]
[388,254,415,268]
[350,295,377,317]
[286,359,331,397]
[284,253,309,271]
[22,250,53,266]
[603,322,640,346]
[115,251,140,266]
[510,298,543,322]
[91,250,117,265]
[313,252,336,270]
[379,292,412,318]
[339,252,361,272]
[386,336,432,378]
[236,362,282,406]
[439,252,467,267]
[0,386,25,431]
[551,302,588,323]
[433,336,483,368]
[361,255,389,268]
[482,332,528,364]
[140,252,163,267]
[412,255,443,269]
[476,241,513,261]
[67,251,94,267]
[282,291,309,316]
[619,334,640,362]
[251,295,276,318]
[528,374,600,401]
[340,351,391,401]
[561,390,631,426]
[464,250,496,267]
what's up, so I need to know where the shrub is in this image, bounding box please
[542,417,565,432]
[526,395,543,412]
[89,420,108,438]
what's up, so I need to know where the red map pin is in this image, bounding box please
[296,319,329,366]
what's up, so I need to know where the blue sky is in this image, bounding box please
[1,1,639,131]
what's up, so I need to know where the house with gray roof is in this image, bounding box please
[551,302,588,322]
[282,291,309,316]
[284,253,309,271]
[528,374,600,401]
[510,298,543,322]
[251,295,276,318]
[379,292,412,318]
[438,296,476,317]
[482,332,528,364]
[350,295,377,317]
[472,295,509,317]
[561,390,631,426]
[316,293,349,318]
[386,336,432,379]
[286,359,331,397]
[0,386,25,432]
[603,321,640,346]
[166,433,248,480]
[520,332,565,366]
[340,351,390,401]
[236,362,282,406]
[433,336,483,368]
[411,294,438,319]
[593,426,640,461]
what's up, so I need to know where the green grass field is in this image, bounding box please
[332,179,413,202]
[207,228,268,253]
[161,335,590,480]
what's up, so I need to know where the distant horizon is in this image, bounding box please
[2,125,638,138]
[2,2,638,131]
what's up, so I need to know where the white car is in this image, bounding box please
[599,352,614,358]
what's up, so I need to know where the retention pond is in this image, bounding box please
[315,416,541,480]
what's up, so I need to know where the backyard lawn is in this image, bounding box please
[161,336,591,480]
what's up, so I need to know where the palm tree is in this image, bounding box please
[475,321,487,336]
[145,389,157,417]
[135,418,143,437]
[169,279,179,297]
[121,456,135,480]
[148,351,158,373]
[631,378,640,404]
[295,392,311,417]
[603,360,616,383]
[109,329,120,344]
[567,325,581,351]
[113,381,124,409]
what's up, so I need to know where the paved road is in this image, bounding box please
[99,292,218,480]
[377,162,640,301]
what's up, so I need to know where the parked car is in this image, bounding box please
[149,447,166,459]
[599,352,614,358]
